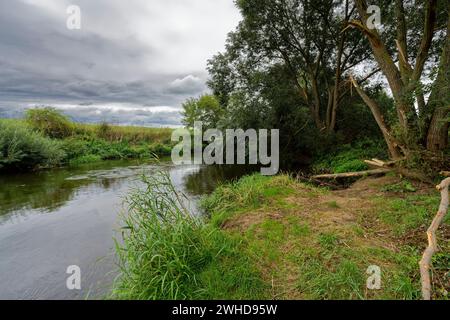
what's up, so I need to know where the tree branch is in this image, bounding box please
[419,177,450,300]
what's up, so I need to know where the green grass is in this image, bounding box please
[374,194,444,236]
[381,180,417,193]
[204,174,447,300]
[113,172,448,300]
[201,174,296,227]
[112,171,267,300]
[1,108,173,172]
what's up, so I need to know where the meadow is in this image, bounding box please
[0,108,173,172]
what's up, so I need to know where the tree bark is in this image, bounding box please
[349,76,404,159]
[426,4,450,151]
[427,107,450,152]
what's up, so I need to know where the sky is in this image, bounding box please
[0,0,241,127]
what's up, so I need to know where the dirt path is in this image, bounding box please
[222,175,448,299]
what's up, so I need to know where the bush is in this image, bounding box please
[26,107,74,139]
[150,143,172,156]
[0,120,65,170]
[60,138,89,160]
[313,139,387,174]
[69,154,102,166]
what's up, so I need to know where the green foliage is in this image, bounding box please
[1,113,173,171]
[62,138,171,164]
[313,139,387,174]
[0,120,65,171]
[181,94,223,129]
[112,171,266,300]
[26,107,74,139]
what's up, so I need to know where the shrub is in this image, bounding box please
[0,120,65,170]
[26,107,74,139]
[313,139,387,174]
[69,154,102,166]
[150,143,172,156]
[61,138,89,160]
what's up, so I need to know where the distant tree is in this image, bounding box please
[181,95,223,129]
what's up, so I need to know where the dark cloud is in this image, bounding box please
[0,0,240,126]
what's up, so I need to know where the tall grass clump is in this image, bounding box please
[113,170,266,300]
[26,107,74,139]
[113,170,204,299]
[76,122,173,144]
[0,120,65,171]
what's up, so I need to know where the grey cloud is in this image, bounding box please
[0,0,240,126]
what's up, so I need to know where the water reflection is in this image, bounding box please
[183,164,259,196]
[0,160,257,299]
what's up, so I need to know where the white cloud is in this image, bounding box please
[168,75,205,94]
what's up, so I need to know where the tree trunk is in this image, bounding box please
[349,76,404,159]
[425,4,450,152]
[427,107,449,152]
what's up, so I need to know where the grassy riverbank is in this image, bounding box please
[0,108,173,172]
[113,171,449,300]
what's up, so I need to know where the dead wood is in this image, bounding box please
[419,177,450,300]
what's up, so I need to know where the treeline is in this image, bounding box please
[0,108,173,172]
[182,0,449,173]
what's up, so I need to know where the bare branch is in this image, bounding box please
[419,178,450,300]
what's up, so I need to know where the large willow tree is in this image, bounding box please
[208,0,449,169]
[349,0,449,162]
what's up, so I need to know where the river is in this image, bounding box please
[0,160,255,300]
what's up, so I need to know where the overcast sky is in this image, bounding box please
[0,0,241,126]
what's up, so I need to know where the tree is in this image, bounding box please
[210,0,371,133]
[348,0,449,162]
[181,95,223,129]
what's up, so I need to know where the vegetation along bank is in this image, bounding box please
[0,107,173,172]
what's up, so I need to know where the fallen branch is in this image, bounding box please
[364,158,406,168]
[419,177,450,300]
[441,171,450,177]
[364,159,385,168]
[311,169,391,179]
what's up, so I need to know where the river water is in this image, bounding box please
[0,160,255,300]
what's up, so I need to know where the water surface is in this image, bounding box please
[0,160,255,299]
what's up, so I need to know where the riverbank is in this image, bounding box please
[113,172,449,300]
[0,111,173,172]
